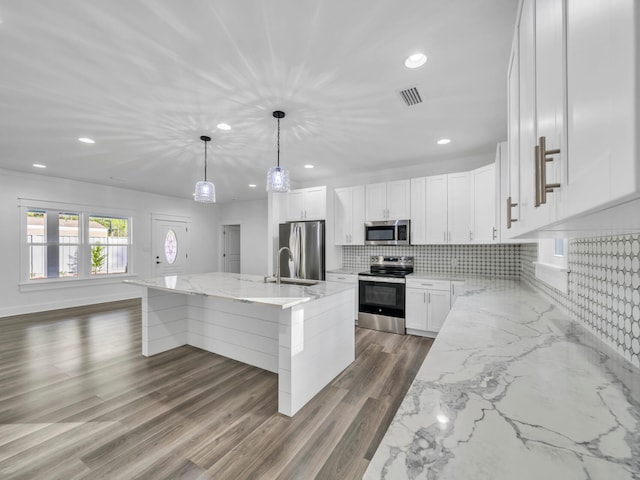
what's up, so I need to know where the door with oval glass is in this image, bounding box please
[152,215,189,276]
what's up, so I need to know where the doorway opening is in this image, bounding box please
[222,224,241,273]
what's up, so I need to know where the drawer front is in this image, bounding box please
[326,273,357,284]
[405,278,450,291]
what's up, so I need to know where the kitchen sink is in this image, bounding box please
[263,276,318,286]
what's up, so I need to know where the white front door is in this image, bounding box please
[152,216,189,276]
[223,224,241,273]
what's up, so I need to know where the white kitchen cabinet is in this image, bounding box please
[447,172,471,244]
[406,288,428,331]
[365,180,410,221]
[562,0,639,219]
[334,186,365,245]
[425,174,448,244]
[286,186,326,221]
[410,177,426,244]
[506,36,521,236]
[405,278,452,337]
[420,172,475,245]
[451,280,464,307]
[505,0,640,237]
[326,273,358,321]
[387,180,411,219]
[505,0,564,238]
[470,163,497,243]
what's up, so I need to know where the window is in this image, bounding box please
[22,203,132,283]
[27,210,80,279]
[535,238,569,293]
[89,216,129,275]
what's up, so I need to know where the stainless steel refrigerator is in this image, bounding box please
[278,221,325,281]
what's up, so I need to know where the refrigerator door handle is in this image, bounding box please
[298,223,306,278]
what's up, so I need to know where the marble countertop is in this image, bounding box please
[124,272,355,309]
[407,272,466,282]
[365,278,640,479]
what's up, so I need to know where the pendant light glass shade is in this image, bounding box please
[266,110,291,193]
[194,180,215,202]
[194,135,216,203]
[266,165,290,192]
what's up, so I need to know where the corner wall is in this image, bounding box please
[0,169,218,317]
[521,234,640,368]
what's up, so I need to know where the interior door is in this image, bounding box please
[152,217,189,276]
[223,225,241,273]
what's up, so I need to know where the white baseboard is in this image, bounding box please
[0,292,142,318]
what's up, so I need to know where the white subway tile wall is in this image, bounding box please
[520,234,640,369]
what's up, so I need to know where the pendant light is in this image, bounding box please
[266,110,290,193]
[194,135,216,203]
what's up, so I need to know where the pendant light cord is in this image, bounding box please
[277,117,280,168]
[204,138,208,181]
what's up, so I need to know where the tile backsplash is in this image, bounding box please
[521,234,640,369]
[342,244,521,277]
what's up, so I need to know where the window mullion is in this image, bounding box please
[79,212,91,278]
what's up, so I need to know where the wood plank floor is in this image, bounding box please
[0,299,432,480]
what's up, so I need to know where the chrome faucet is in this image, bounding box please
[276,246,293,285]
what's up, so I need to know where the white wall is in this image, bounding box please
[215,198,268,275]
[0,169,218,317]
[294,151,496,191]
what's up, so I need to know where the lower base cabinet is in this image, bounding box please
[326,273,358,321]
[406,279,453,338]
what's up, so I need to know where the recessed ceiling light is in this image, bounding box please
[405,53,427,69]
[217,123,231,131]
[304,164,314,169]
[78,137,95,144]
[248,184,257,188]
[437,138,451,145]
[32,163,46,169]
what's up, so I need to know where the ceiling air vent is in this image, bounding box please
[398,86,423,106]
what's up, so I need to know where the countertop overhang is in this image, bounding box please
[124,272,355,309]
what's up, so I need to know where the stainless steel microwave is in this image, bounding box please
[364,220,410,246]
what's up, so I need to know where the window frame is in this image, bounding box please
[534,238,569,293]
[19,199,134,289]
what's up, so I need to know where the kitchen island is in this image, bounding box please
[365,278,640,479]
[124,272,355,417]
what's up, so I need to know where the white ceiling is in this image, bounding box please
[0,0,518,202]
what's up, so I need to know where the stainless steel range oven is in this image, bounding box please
[358,256,413,335]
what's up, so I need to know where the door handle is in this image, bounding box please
[539,136,561,205]
[507,196,518,229]
[423,292,426,303]
[492,227,497,240]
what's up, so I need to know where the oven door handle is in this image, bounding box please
[358,276,406,284]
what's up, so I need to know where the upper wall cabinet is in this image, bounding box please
[447,172,471,244]
[506,0,565,238]
[334,185,365,245]
[470,164,498,243]
[285,186,327,221]
[506,0,640,237]
[562,0,638,218]
[365,180,411,221]
[412,170,496,245]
